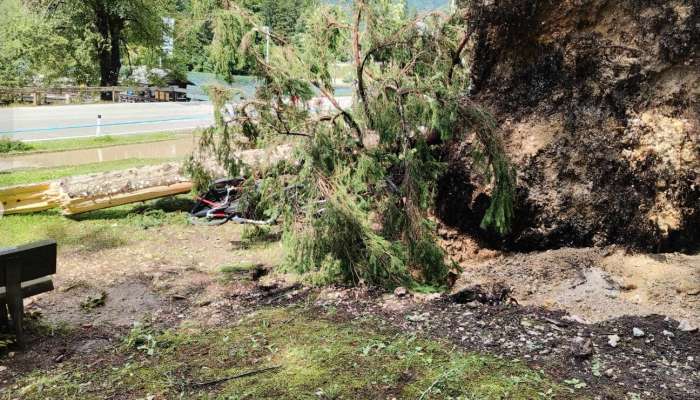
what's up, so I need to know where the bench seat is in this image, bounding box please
[0,276,54,301]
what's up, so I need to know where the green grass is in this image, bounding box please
[0,158,174,187]
[5,307,567,400]
[0,196,191,249]
[0,132,189,155]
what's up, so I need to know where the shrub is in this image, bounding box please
[0,137,33,153]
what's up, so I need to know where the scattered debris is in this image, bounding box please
[633,327,645,338]
[80,291,107,311]
[450,283,516,305]
[249,265,269,282]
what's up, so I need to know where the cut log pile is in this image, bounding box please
[0,145,294,216]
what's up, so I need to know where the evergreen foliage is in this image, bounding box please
[188,0,516,288]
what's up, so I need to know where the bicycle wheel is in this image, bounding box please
[187,215,231,226]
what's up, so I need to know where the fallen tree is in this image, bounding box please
[186,1,516,288]
[0,145,294,216]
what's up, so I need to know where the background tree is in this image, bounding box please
[0,0,98,86]
[27,0,172,93]
[173,0,318,79]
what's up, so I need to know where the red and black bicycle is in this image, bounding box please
[189,178,274,226]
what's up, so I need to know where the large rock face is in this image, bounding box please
[439,0,699,251]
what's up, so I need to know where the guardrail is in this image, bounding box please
[0,86,189,106]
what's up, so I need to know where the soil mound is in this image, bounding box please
[441,0,699,251]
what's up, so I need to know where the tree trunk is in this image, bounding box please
[94,6,123,100]
[0,145,295,216]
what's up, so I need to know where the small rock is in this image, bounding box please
[393,286,408,298]
[520,318,533,328]
[413,292,442,303]
[678,319,698,332]
[633,327,645,337]
[76,339,110,354]
[608,334,621,347]
[406,313,426,322]
[604,368,615,378]
[571,336,593,358]
[563,315,587,324]
[465,301,480,309]
[0,366,7,372]
[662,330,674,338]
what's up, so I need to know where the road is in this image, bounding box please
[0,102,214,141]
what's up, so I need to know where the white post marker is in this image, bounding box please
[263,26,271,63]
[96,114,102,136]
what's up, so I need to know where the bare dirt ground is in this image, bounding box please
[1,223,698,399]
[442,227,700,327]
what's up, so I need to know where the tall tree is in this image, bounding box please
[29,0,171,93]
[0,0,98,86]
[173,0,317,78]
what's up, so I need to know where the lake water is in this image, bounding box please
[187,73,353,101]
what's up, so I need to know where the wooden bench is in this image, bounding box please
[0,240,57,346]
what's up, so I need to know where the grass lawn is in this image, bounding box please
[0,196,190,249]
[0,158,175,187]
[8,307,566,400]
[0,132,192,155]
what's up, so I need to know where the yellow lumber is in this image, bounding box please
[61,182,193,215]
[0,145,295,216]
[0,182,61,215]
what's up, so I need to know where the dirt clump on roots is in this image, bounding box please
[440,0,699,252]
[450,246,700,326]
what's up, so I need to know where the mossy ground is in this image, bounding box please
[5,307,564,400]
